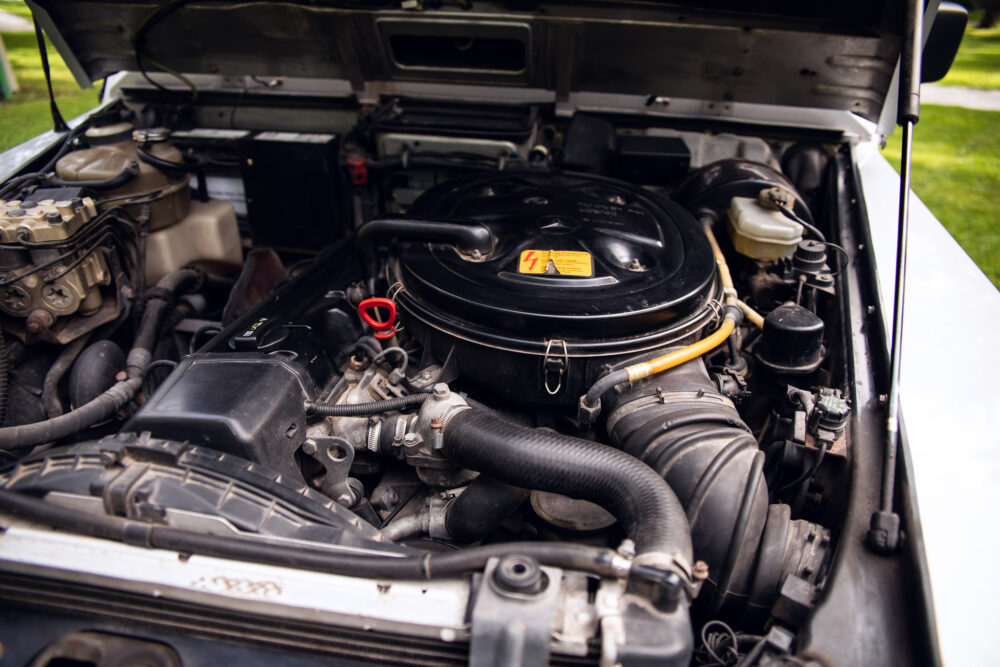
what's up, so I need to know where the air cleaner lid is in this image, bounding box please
[394,171,718,345]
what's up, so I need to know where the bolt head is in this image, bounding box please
[302,439,318,455]
[42,284,72,308]
[25,308,54,332]
[401,432,423,453]
[1,286,30,312]
[692,560,710,581]
[432,383,450,398]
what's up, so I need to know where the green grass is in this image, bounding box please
[937,21,1000,89]
[0,0,30,20]
[1,3,100,152]
[878,9,1000,288]
[882,104,1000,287]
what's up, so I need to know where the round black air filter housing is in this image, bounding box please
[390,171,719,406]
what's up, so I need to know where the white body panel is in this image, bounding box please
[857,143,1000,666]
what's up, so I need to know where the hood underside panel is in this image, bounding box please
[31,0,902,121]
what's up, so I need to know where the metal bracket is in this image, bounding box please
[542,339,569,395]
[470,557,563,667]
[302,436,357,505]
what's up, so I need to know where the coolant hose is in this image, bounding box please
[441,408,693,568]
[0,268,203,449]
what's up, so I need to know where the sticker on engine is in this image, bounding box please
[518,250,593,277]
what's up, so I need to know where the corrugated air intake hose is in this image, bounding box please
[604,356,770,614]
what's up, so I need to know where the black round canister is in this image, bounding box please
[389,171,721,406]
[755,302,825,374]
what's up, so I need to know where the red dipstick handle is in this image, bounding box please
[358,297,397,340]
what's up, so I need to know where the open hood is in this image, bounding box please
[29,0,905,122]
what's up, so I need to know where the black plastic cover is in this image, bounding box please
[616,135,690,185]
[124,353,315,480]
[2,433,394,549]
[395,171,718,354]
[756,303,825,374]
[562,115,616,174]
[243,132,345,252]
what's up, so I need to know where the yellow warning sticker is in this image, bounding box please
[518,250,593,277]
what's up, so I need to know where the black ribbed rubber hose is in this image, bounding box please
[41,333,92,418]
[0,330,7,426]
[306,393,430,417]
[441,408,692,562]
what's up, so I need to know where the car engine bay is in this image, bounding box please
[0,97,888,665]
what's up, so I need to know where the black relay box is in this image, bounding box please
[243,131,347,252]
[173,129,348,253]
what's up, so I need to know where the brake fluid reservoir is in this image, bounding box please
[727,191,803,260]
